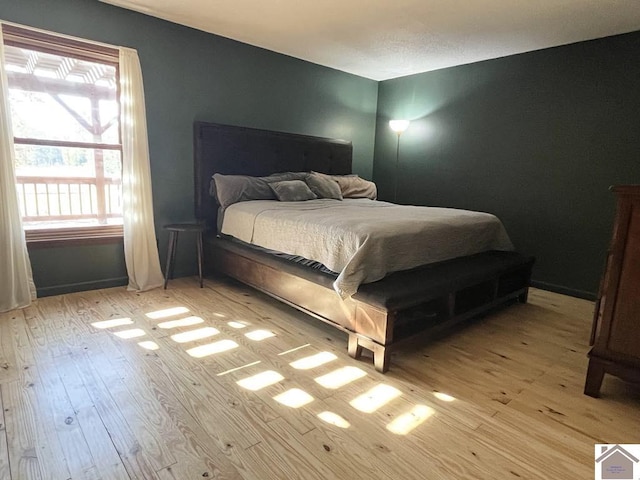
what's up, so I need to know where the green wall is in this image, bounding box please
[1,0,378,295]
[4,0,639,299]
[374,31,640,298]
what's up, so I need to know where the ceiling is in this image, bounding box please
[100,0,640,81]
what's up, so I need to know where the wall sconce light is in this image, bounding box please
[389,119,410,202]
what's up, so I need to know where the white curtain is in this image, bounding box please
[0,30,36,312]
[120,48,164,291]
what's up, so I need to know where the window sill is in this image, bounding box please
[26,225,124,248]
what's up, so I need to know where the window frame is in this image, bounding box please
[2,24,124,246]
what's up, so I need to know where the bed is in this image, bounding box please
[194,121,534,372]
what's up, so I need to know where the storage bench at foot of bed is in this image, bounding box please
[206,236,534,373]
[350,250,535,371]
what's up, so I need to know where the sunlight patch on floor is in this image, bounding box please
[318,411,351,429]
[228,321,249,329]
[138,341,160,351]
[187,339,238,358]
[315,366,367,389]
[290,351,337,370]
[114,328,146,339]
[237,370,284,391]
[145,306,189,320]
[171,327,219,343]
[157,316,204,329]
[350,384,402,413]
[144,300,434,438]
[386,405,434,435]
[129,299,431,437]
[273,388,314,408]
[245,329,276,341]
[91,318,133,329]
[433,391,456,402]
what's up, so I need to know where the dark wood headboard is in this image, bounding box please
[194,121,353,229]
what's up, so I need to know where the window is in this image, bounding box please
[2,25,122,245]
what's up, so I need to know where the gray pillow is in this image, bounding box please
[269,180,318,201]
[212,172,310,208]
[312,172,377,200]
[305,172,343,200]
[266,171,309,182]
[213,173,276,209]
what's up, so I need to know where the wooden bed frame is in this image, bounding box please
[194,121,534,372]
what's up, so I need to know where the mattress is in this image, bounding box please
[221,198,514,298]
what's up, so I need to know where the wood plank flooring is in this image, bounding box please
[0,277,638,479]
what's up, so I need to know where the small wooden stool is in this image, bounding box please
[163,222,206,289]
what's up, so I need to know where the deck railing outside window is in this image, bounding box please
[16,174,122,225]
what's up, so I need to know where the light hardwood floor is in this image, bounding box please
[0,277,638,479]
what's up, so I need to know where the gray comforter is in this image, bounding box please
[221,199,514,298]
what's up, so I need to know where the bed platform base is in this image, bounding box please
[206,236,534,372]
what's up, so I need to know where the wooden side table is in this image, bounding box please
[163,222,206,289]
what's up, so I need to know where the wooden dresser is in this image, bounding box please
[585,185,640,397]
